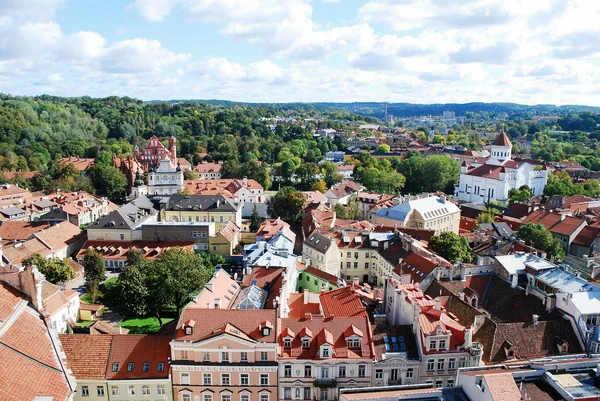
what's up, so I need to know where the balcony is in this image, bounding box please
[313,379,337,388]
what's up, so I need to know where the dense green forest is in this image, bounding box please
[2,94,600,201]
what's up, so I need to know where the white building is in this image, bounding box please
[372,195,461,234]
[454,132,549,203]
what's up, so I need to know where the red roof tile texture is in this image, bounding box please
[59,334,112,379]
[106,335,171,379]
[523,210,586,237]
[319,286,368,318]
[492,131,513,147]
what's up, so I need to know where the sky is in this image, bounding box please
[0,0,599,105]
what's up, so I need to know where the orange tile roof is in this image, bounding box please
[194,162,223,173]
[42,281,78,315]
[393,252,438,284]
[76,240,195,260]
[0,283,24,322]
[106,335,171,379]
[278,316,373,360]
[33,221,82,250]
[523,210,586,237]
[0,221,51,242]
[287,293,322,318]
[319,286,368,318]
[59,334,113,380]
[187,269,240,309]
[219,220,240,243]
[482,372,522,401]
[257,218,296,242]
[303,265,342,285]
[175,309,277,342]
[60,156,95,172]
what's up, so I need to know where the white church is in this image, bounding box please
[454,132,548,203]
[131,157,184,198]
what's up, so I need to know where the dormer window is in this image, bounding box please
[284,338,292,348]
[347,338,361,348]
[439,340,446,350]
[430,340,437,350]
[322,346,330,358]
[214,299,221,309]
[302,338,310,348]
[184,319,196,335]
[262,327,271,336]
[260,321,273,337]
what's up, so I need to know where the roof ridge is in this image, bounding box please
[0,341,64,374]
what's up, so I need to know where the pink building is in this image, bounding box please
[134,135,177,168]
[171,309,279,401]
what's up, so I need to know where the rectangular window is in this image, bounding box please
[305,365,312,377]
[284,365,292,377]
[240,352,248,362]
[284,338,292,348]
[302,339,310,348]
[321,367,329,379]
[204,394,213,401]
[241,373,249,386]
[365,262,369,269]
[406,369,413,379]
[375,369,383,379]
[181,350,189,360]
[284,388,292,400]
[81,386,89,397]
[430,340,437,350]
[241,395,249,401]
[111,386,119,396]
[459,358,466,368]
[447,380,455,387]
[448,358,456,370]
[112,362,120,372]
[427,360,434,371]
[260,394,269,401]
[322,347,330,357]
[437,359,445,371]
[221,351,229,362]
[435,380,443,389]
[439,340,446,349]
[347,338,360,348]
[142,385,150,396]
[97,386,105,396]
[183,395,191,401]
[260,373,269,386]
[222,373,230,386]
[354,262,358,268]
[157,362,165,372]
[338,365,346,377]
[127,385,135,396]
[127,362,134,372]
[358,365,366,377]
[181,372,190,385]
[142,362,150,372]
[260,351,268,361]
[203,373,212,386]
[222,395,231,401]
[304,388,312,400]
[157,385,166,395]
[347,252,351,258]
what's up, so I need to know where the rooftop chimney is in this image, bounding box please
[303,289,309,304]
[352,277,360,288]
[463,326,473,348]
[434,297,442,311]
[560,214,566,221]
[532,314,539,325]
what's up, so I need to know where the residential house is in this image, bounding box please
[455,132,549,203]
[356,192,394,220]
[336,164,355,179]
[161,195,242,230]
[0,183,31,207]
[134,135,178,167]
[297,266,345,293]
[170,309,279,401]
[0,282,75,401]
[571,225,600,258]
[494,253,557,287]
[277,315,375,401]
[87,195,159,241]
[256,217,296,243]
[303,231,341,278]
[195,161,224,180]
[371,323,421,387]
[523,210,587,254]
[142,221,215,250]
[186,269,241,310]
[324,181,364,205]
[383,281,483,387]
[372,195,461,235]
[0,205,27,221]
[40,191,113,226]
[209,220,241,255]
[60,334,173,401]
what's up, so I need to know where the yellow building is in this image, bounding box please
[161,194,242,230]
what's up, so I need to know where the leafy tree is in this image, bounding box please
[311,180,328,193]
[266,186,305,223]
[517,223,565,260]
[250,203,261,232]
[334,194,361,220]
[476,206,499,224]
[83,249,106,300]
[377,144,391,153]
[508,185,533,205]
[321,161,343,187]
[429,232,473,263]
[126,249,144,267]
[87,164,127,200]
[183,169,198,180]
[111,264,149,316]
[23,254,75,284]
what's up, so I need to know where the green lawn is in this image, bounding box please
[75,320,95,327]
[79,293,93,304]
[120,317,175,334]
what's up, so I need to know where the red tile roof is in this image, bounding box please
[492,131,512,147]
[286,293,322,318]
[257,218,296,243]
[76,240,195,260]
[175,309,277,342]
[106,335,171,379]
[319,286,368,318]
[393,252,438,284]
[465,164,505,179]
[572,225,600,247]
[303,265,343,285]
[278,316,373,360]
[59,334,112,380]
[0,283,24,321]
[327,181,363,199]
[0,221,51,243]
[523,210,586,237]
[60,157,95,172]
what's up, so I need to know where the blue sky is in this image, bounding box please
[0,0,599,104]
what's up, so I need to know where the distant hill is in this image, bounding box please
[158,100,600,120]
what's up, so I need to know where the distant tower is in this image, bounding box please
[168,136,177,160]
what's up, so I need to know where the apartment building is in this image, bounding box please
[171,309,279,401]
[303,231,341,278]
[161,195,242,230]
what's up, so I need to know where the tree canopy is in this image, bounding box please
[266,186,305,223]
[22,254,75,284]
[517,223,565,260]
[429,232,473,263]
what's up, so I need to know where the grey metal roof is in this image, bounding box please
[89,199,157,230]
[304,232,332,253]
[0,206,26,216]
[164,195,241,212]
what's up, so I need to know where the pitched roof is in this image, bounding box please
[165,194,241,212]
[278,316,373,360]
[194,161,223,173]
[106,335,171,379]
[41,281,79,315]
[572,225,600,247]
[187,269,240,309]
[465,164,505,179]
[319,286,368,318]
[492,131,513,147]
[0,283,24,322]
[523,210,586,237]
[58,334,112,380]
[60,156,95,171]
[76,240,195,260]
[0,221,48,244]
[393,252,438,284]
[218,220,241,243]
[303,265,343,285]
[482,372,522,401]
[175,309,277,343]
[304,231,334,253]
[326,181,363,199]
[257,218,296,243]
[88,197,157,230]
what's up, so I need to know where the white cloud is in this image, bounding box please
[129,0,179,22]
[187,58,283,83]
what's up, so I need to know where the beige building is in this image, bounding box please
[303,231,341,277]
[171,308,279,401]
[161,195,242,230]
[60,334,173,401]
[371,195,460,235]
[87,196,158,241]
